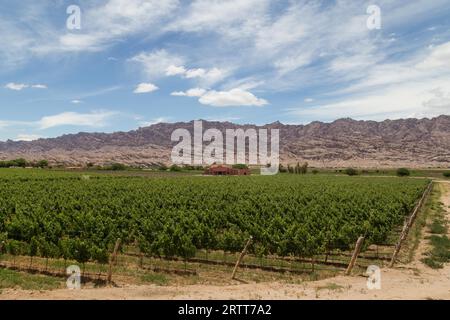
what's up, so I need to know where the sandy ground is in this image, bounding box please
[1,182,449,300]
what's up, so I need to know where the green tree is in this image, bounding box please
[345,168,358,176]
[396,168,410,177]
[37,160,49,168]
[110,163,126,171]
[300,162,309,174]
[169,164,182,172]
[13,158,27,167]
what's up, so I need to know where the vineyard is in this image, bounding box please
[0,169,430,279]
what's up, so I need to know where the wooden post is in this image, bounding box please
[389,182,432,267]
[231,236,253,280]
[345,236,364,275]
[107,238,121,284]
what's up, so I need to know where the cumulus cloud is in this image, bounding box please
[166,65,187,76]
[133,83,159,94]
[171,87,267,107]
[198,89,268,107]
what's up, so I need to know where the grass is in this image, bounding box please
[316,282,345,291]
[139,272,168,285]
[0,268,62,290]
[421,185,450,269]
[422,235,450,269]
[402,183,435,263]
[429,219,447,234]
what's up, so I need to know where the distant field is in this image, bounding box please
[0,169,429,268]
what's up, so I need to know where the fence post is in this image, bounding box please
[389,182,432,267]
[345,236,364,275]
[231,236,253,280]
[107,238,121,284]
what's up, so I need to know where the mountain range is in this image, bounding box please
[1,115,449,168]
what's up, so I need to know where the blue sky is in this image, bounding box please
[0,0,449,141]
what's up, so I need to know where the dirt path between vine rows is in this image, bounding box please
[1,182,449,300]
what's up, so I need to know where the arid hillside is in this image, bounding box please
[0,115,449,168]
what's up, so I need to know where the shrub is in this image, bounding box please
[443,172,450,178]
[158,164,168,171]
[232,164,248,169]
[396,168,410,177]
[0,158,28,168]
[110,163,126,171]
[345,168,358,176]
[312,169,319,175]
[36,160,49,168]
[169,164,182,172]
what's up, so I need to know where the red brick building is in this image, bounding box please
[204,165,250,176]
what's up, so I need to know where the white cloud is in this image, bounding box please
[45,0,179,53]
[133,83,159,94]
[205,116,241,122]
[171,88,207,97]
[167,66,228,85]
[4,83,48,91]
[166,65,186,76]
[172,87,268,107]
[129,49,185,79]
[15,134,44,142]
[139,117,171,127]
[416,41,450,69]
[31,84,47,89]
[184,68,206,78]
[4,83,28,91]
[168,0,269,36]
[38,111,118,129]
[198,88,268,107]
[287,79,450,122]
[304,98,314,103]
[131,49,228,86]
[71,100,83,104]
[419,88,450,117]
[78,86,122,99]
[0,111,119,134]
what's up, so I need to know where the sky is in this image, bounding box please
[0,0,449,141]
